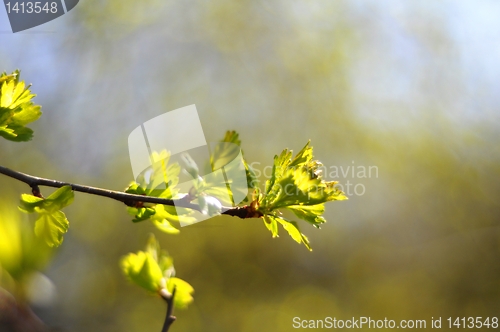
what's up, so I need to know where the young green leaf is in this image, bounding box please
[125,150,195,233]
[0,70,42,142]
[286,204,326,228]
[264,215,312,251]
[18,186,74,247]
[33,211,70,248]
[121,234,194,308]
[18,194,44,213]
[263,215,279,238]
[150,205,182,234]
[210,131,242,171]
[212,130,259,191]
[167,277,195,309]
[127,150,181,200]
[275,216,312,251]
[256,141,347,250]
[260,142,347,209]
[121,251,164,293]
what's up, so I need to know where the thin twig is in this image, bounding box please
[0,165,260,218]
[161,286,177,332]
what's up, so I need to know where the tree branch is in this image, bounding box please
[0,165,261,219]
[160,286,177,332]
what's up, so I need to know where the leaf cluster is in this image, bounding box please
[124,132,259,231]
[255,142,347,250]
[125,151,196,234]
[123,132,348,251]
[0,70,42,142]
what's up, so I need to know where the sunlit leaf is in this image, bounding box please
[211,131,241,170]
[19,194,44,213]
[121,251,163,293]
[167,277,194,309]
[18,186,74,247]
[212,130,259,192]
[45,185,74,210]
[263,215,279,238]
[127,206,156,223]
[255,141,347,250]
[33,211,69,248]
[286,204,326,228]
[121,234,193,305]
[125,151,194,230]
[289,141,313,167]
[0,70,42,142]
[275,216,312,251]
[151,205,181,234]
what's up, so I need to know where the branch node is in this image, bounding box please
[31,185,43,198]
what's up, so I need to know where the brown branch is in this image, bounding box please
[160,286,177,332]
[0,165,260,219]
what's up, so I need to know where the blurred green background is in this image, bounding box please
[1,0,499,331]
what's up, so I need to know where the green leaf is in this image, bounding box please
[286,204,326,228]
[124,182,146,195]
[275,216,312,251]
[211,131,241,170]
[167,277,194,309]
[18,186,74,247]
[255,141,347,250]
[0,70,42,142]
[121,251,163,293]
[289,141,313,167]
[0,73,17,84]
[128,203,195,231]
[121,234,194,305]
[220,130,241,146]
[128,150,181,199]
[263,215,279,238]
[158,254,175,279]
[0,125,34,142]
[145,233,160,261]
[33,210,70,248]
[260,142,347,210]
[212,130,259,193]
[125,151,195,230]
[19,194,44,213]
[46,186,74,208]
[126,206,156,223]
[151,205,181,234]
[244,160,259,190]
